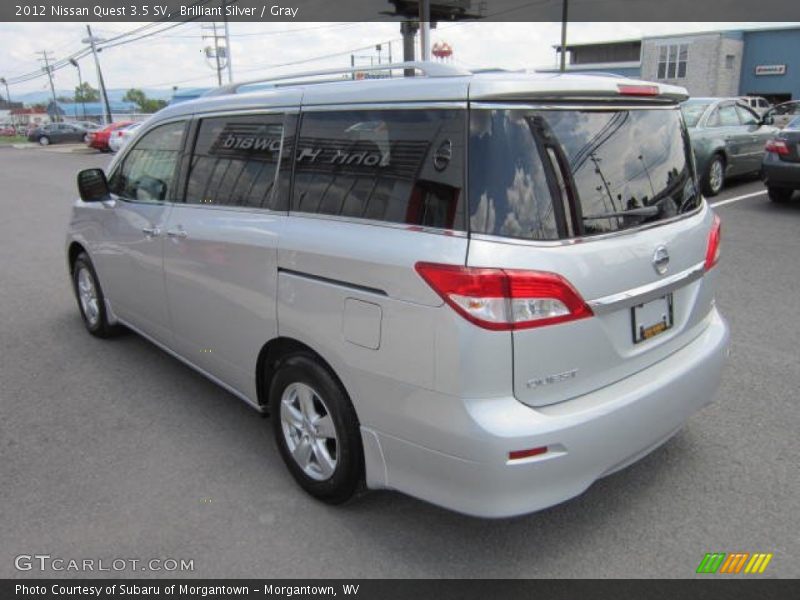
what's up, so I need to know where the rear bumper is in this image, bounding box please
[363,308,729,518]
[762,156,800,188]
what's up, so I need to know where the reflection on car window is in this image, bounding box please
[708,105,740,127]
[109,121,185,203]
[469,108,699,241]
[292,110,465,230]
[679,102,711,127]
[735,105,758,126]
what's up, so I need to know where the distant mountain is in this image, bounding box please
[14,88,176,105]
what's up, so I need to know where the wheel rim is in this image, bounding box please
[39,137,49,146]
[77,267,100,327]
[279,382,338,481]
[709,159,724,193]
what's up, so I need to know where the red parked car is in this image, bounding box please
[87,121,133,152]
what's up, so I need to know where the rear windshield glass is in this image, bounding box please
[680,101,711,127]
[469,108,700,241]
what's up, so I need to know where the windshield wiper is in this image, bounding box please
[582,206,660,220]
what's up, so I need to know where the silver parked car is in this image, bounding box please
[66,63,728,518]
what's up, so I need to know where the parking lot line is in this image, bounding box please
[710,190,767,208]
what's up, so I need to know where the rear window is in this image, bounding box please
[469,108,700,241]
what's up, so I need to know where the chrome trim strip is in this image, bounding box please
[191,107,301,119]
[117,318,264,413]
[588,262,706,315]
[469,102,679,111]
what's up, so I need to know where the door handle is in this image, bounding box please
[166,228,188,239]
[142,226,161,237]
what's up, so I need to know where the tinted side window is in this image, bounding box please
[184,113,292,209]
[109,121,185,202]
[292,109,465,230]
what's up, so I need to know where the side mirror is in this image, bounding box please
[77,168,111,202]
[761,115,775,126]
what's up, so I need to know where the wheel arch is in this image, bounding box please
[255,337,350,414]
[67,241,87,273]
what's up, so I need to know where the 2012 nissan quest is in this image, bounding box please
[66,63,729,518]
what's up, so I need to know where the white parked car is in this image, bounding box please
[65,62,728,517]
[108,122,141,153]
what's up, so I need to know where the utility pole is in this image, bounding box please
[222,1,233,83]
[36,50,59,121]
[202,22,227,86]
[83,25,113,125]
[560,0,569,73]
[0,77,11,106]
[400,20,418,77]
[419,0,431,62]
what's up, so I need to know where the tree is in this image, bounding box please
[75,82,99,103]
[123,88,167,114]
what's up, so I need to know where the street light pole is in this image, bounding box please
[560,0,569,73]
[419,0,431,62]
[83,25,113,126]
[69,58,86,120]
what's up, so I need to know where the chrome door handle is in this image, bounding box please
[142,226,161,237]
[166,228,188,239]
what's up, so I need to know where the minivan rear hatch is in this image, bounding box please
[466,100,719,407]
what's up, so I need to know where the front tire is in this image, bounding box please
[72,252,124,338]
[702,154,726,197]
[768,187,794,203]
[269,353,364,504]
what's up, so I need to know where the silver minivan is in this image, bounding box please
[66,63,728,518]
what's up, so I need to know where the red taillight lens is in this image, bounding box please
[618,84,659,96]
[509,446,548,461]
[704,214,721,271]
[414,262,593,331]
[765,139,789,155]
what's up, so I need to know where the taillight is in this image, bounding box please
[704,214,721,271]
[618,84,659,96]
[414,262,593,331]
[765,139,789,155]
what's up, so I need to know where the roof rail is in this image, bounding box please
[202,61,471,97]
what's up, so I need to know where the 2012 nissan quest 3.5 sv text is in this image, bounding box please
[66,63,729,518]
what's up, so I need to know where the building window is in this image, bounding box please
[657,43,688,79]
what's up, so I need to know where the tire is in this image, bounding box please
[71,252,124,338]
[269,353,364,504]
[702,154,726,197]
[768,187,793,203]
[83,133,90,144]
[38,135,50,146]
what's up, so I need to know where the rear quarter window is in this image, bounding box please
[291,109,466,231]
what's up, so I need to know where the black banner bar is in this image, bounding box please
[4,0,800,22]
[3,579,798,600]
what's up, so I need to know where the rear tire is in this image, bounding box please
[269,353,364,504]
[702,154,726,197]
[72,252,125,338]
[768,187,794,203]
[38,136,50,146]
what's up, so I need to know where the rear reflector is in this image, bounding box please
[415,262,593,331]
[618,84,659,96]
[765,139,790,155]
[704,214,721,271]
[509,446,548,461]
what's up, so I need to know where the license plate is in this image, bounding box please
[631,293,674,344]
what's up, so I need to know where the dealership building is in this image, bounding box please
[550,25,800,103]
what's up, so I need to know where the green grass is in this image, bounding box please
[0,135,28,145]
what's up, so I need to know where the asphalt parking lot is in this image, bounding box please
[1,145,798,579]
